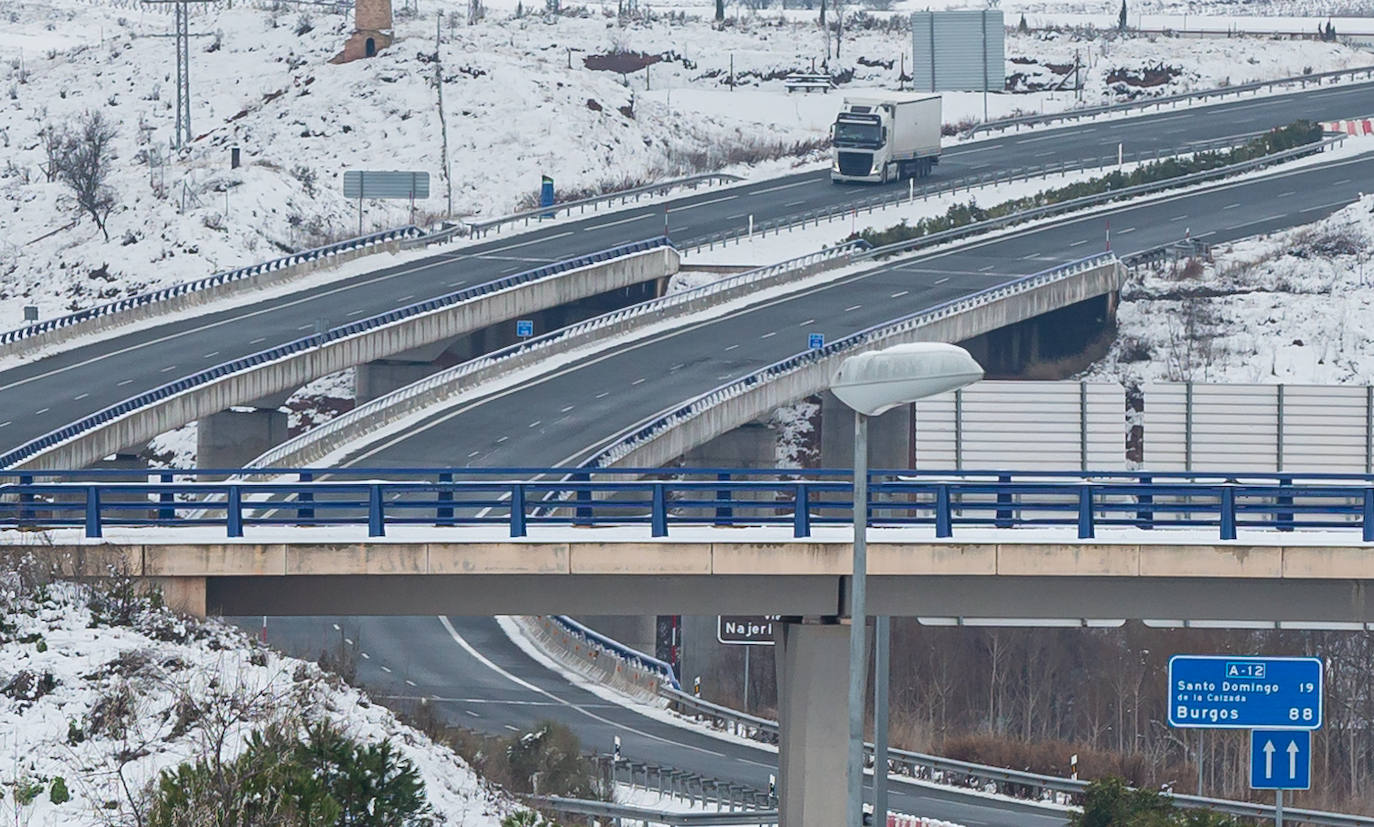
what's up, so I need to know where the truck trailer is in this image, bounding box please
[830,92,942,184]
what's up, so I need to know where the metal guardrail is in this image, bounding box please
[969,64,1374,136]
[468,173,743,238]
[535,797,777,826]
[550,615,682,690]
[0,225,425,347]
[245,240,868,469]
[0,237,672,470]
[6,469,1374,541]
[587,253,1120,468]
[595,754,774,810]
[683,133,1256,254]
[853,135,1344,261]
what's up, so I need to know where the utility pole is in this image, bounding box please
[146,0,215,149]
[435,11,453,217]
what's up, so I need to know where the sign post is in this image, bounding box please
[1168,655,1322,730]
[1250,730,1310,827]
[718,615,778,711]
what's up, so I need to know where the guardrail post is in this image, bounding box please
[84,486,102,538]
[651,484,668,537]
[297,471,314,523]
[158,472,174,521]
[1078,486,1095,539]
[510,483,526,538]
[1220,486,1237,541]
[574,471,592,526]
[227,485,243,538]
[1277,474,1293,532]
[794,483,810,538]
[368,484,384,537]
[715,472,732,526]
[995,473,1012,528]
[1364,489,1374,543]
[436,472,454,526]
[18,474,32,527]
[1137,475,1154,529]
[936,485,952,538]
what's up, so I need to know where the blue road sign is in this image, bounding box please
[1250,730,1311,790]
[516,320,534,338]
[808,333,825,349]
[1168,655,1322,729]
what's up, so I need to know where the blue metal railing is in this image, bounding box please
[0,238,673,470]
[0,226,426,346]
[3,467,1372,542]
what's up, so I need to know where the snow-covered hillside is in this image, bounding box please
[0,571,514,826]
[1086,192,1374,385]
[3,0,1370,329]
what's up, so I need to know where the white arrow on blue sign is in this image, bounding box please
[808,333,825,349]
[516,320,534,338]
[1250,730,1310,790]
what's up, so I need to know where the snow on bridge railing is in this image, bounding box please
[0,225,426,347]
[2,468,1372,542]
[967,64,1374,136]
[0,237,672,470]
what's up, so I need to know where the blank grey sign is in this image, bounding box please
[343,170,431,199]
[911,10,1005,93]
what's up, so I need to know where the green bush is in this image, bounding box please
[49,777,70,805]
[1071,777,1240,827]
[146,720,431,827]
[859,120,1323,251]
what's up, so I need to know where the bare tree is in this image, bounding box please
[54,110,118,240]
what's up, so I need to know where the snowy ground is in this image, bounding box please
[0,577,515,826]
[4,0,1371,330]
[1085,190,1374,386]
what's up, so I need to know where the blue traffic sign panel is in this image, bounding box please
[1250,730,1311,790]
[1168,655,1322,729]
[808,333,825,349]
[516,320,534,338]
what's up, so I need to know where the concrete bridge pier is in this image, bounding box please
[775,619,851,827]
[197,404,289,469]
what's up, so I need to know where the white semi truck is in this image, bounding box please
[830,92,942,184]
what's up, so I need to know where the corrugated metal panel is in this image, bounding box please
[1143,383,1374,473]
[913,381,1124,470]
[911,10,1004,93]
[343,170,431,199]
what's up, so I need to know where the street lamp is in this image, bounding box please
[830,342,984,827]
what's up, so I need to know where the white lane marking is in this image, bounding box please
[34,408,49,415]
[632,377,646,385]
[332,624,341,631]
[1069,239,1088,247]
[670,363,684,371]
[528,420,541,428]
[934,277,950,285]
[669,194,738,212]
[586,213,654,231]
[979,264,995,272]
[0,422,9,429]
[397,295,415,302]
[74,393,89,401]
[118,379,134,386]
[360,652,370,660]
[799,318,815,326]
[1117,227,1136,234]
[760,331,776,338]
[724,344,739,351]
[890,290,909,298]
[405,679,416,687]
[1224,203,1240,210]
[1019,134,1057,144]
[436,617,723,756]
[944,142,1003,155]
[347,309,366,316]
[1170,215,1186,221]
[504,725,520,732]
[496,435,509,443]
[560,405,575,413]
[380,665,392,673]
[750,180,810,194]
[784,199,807,207]
[1278,191,1296,198]
[844,304,861,312]
[159,365,177,372]
[203,351,219,359]
[467,450,481,458]
[466,710,480,718]
[249,337,267,344]
[483,231,574,254]
[595,391,610,398]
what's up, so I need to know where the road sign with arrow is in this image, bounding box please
[1250,730,1310,790]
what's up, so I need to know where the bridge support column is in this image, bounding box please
[775,620,851,827]
[147,576,206,618]
[821,391,910,469]
[197,408,288,469]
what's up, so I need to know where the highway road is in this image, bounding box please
[3,79,1373,458]
[247,614,1072,827]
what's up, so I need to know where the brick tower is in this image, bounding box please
[333,0,393,63]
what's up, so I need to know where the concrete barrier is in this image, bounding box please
[14,247,678,471]
[510,615,669,701]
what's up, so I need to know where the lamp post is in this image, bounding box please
[830,342,984,827]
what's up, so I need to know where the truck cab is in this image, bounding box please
[831,93,942,184]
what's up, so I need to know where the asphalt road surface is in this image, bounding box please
[3,80,1373,456]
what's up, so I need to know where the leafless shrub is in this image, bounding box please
[51,111,119,240]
